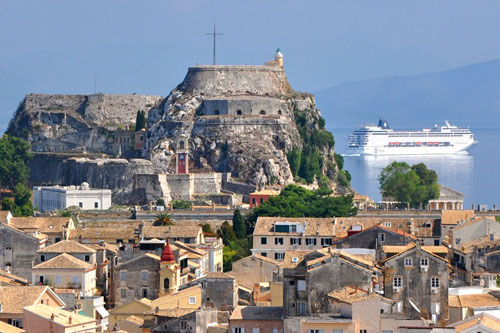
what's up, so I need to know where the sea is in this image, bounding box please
[330,126,500,209]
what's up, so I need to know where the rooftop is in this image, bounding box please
[441,210,475,225]
[9,216,72,233]
[450,312,500,332]
[24,304,96,327]
[250,189,280,196]
[449,293,500,308]
[33,253,93,270]
[37,240,96,254]
[68,227,136,242]
[142,225,202,239]
[328,286,377,304]
[0,286,59,315]
[230,306,283,321]
[0,321,25,333]
[253,217,334,236]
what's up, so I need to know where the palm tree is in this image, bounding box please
[154,212,174,226]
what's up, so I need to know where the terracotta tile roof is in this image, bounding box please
[449,293,500,308]
[24,304,96,327]
[0,321,25,333]
[461,235,500,252]
[0,269,28,286]
[37,240,96,254]
[0,286,64,315]
[383,243,449,263]
[0,210,11,220]
[32,253,93,270]
[334,216,437,238]
[230,306,283,321]
[0,286,51,315]
[121,315,144,325]
[68,227,136,242]
[328,286,378,304]
[254,217,335,236]
[205,272,235,279]
[282,250,310,269]
[450,313,500,332]
[250,189,280,196]
[154,308,195,318]
[9,217,72,233]
[441,210,475,225]
[383,244,448,254]
[143,225,201,239]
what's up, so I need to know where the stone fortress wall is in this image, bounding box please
[199,96,288,117]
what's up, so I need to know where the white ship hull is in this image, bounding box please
[347,120,477,156]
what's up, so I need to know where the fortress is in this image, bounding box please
[8,49,344,205]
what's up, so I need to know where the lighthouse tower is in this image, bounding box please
[275,48,284,67]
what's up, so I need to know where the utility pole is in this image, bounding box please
[205,25,223,65]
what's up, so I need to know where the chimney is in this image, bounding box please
[50,313,55,321]
[69,316,72,324]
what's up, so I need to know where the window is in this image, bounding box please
[142,288,148,298]
[420,258,429,267]
[290,238,301,245]
[252,198,256,205]
[251,328,260,333]
[40,255,46,262]
[189,296,196,304]
[275,237,284,245]
[39,276,44,284]
[79,202,83,208]
[259,198,264,204]
[404,258,413,267]
[306,238,317,246]
[274,252,285,260]
[94,202,98,209]
[434,239,440,246]
[297,302,307,315]
[261,252,267,257]
[384,222,392,227]
[321,238,332,246]
[260,110,266,115]
[360,330,367,333]
[333,330,343,333]
[120,271,127,281]
[431,277,440,288]
[393,276,402,288]
[141,271,148,281]
[55,238,61,243]
[72,276,78,284]
[273,329,278,333]
[8,319,20,328]
[214,109,220,115]
[55,275,62,286]
[297,280,306,291]
[261,237,267,245]
[307,330,323,333]
[181,321,187,329]
[120,288,127,299]
[289,280,295,285]
[84,255,90,262]
[382,331,393,333]
[278,110,282,115]
[378,233,385,242]
[236,110,242,115]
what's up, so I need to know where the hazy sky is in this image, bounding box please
[1,1,500,131]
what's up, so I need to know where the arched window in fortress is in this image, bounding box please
[236,110,242,115]
[214,109,220,115]
[179,141,185,149]
[260,110,266,115]
[278,110,282,115]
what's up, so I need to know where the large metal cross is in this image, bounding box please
[205,25,223,65]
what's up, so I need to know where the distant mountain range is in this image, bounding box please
[315,58,500,129]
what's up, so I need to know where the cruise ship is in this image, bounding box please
[346,119,477,155]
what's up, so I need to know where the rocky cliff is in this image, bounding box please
[7,93,163,154]
[8,61,348,204]
[146,65,345,192]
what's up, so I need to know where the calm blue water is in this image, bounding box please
[330,126,500,209]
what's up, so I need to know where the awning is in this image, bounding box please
[95,306,109,318]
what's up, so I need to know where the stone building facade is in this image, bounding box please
[383,242,449,322]
[199,96,288,117]
[333,225,416,250]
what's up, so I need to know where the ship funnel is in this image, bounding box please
[378,119,390,129]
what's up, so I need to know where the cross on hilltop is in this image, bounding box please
[205,25,223,65]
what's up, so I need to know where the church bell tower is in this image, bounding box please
[175,136,189,174]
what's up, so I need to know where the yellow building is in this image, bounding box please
[31,253,97,296]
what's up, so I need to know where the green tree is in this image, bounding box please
[172,200,191,210]
[156,198,165,207]
[287,148,301,178]
[379,161,439,208]
[247,184,357,225]
[201,223,213,234]
[135,111,146,131]
[232,209,246,239]
[0,135,33,190]
[153,212,174,226]
[11,184,33,217]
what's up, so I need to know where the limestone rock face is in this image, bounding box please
[146,65,327,188]
[7,93,163,154]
